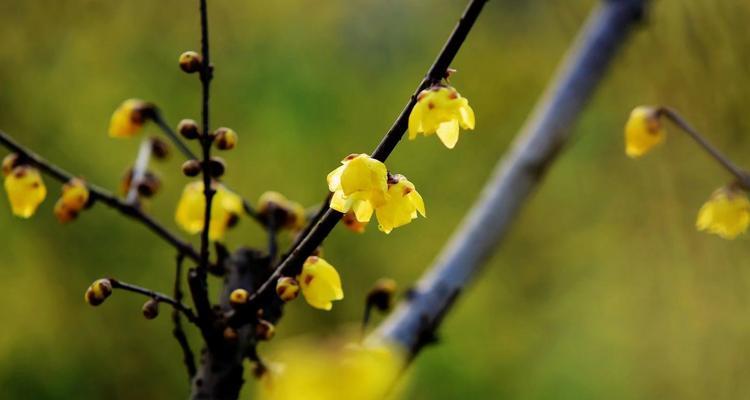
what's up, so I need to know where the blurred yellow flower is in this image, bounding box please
[696,186,750,239]
[54,178,90,223]
[109,99,149,138]
[257,191,306,230]
[408,86,475,149]
[4,165,46,218]
[297,256,343,311]
[375,175,426,234]
[327,154,388,222]
[259,337,405,400]
[175,181,243,241]
[624,106,665,158]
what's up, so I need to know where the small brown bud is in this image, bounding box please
[366,278,397,312]
[223,327,239,342]
[181,160,202,177]
[208,157,226,178]
[178,119,200,140]
[179,51,203,74]
[150,137,170,160]
[2,153,22,177]
[229,288,250,306]
[142,299,160,320]
[255,319,275,341]
[276,277,300,302]
[214,127,238,151]
[85,279,113,306]
[137,171,161,197]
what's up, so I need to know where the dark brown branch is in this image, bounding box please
[370,0,648,356]
[172,254,197,380]
[658,107,750,188]
[228,0,488,328]
[109,278,198,323]
[0,130,201,262]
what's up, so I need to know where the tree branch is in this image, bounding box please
[370,0,648,356]
[172,254,197,380]
[109,278,198,324]
[0,130,201,262]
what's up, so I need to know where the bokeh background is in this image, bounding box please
[2,0,750,398]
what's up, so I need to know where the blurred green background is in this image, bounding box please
[2,0,750,398]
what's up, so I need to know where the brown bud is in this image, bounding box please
[214,127,238,150]
[150,137,170,160]
[208,157,226,178]
[137,171,161,197]
[255,319,275,341]
[223,326,239,342]
[276,277,300,302]
[179,51,203,74]
[85,279,113,306]
[142,299,160,320]
[2,153,22,177]
[178,119,200,140]
[366,278,397,312]
[181,159,202,177]
[229,288,250,306]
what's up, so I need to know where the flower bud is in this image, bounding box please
[179,51,203,74]
[224,326,239,342]
[229,288,250,306]
[276,277,300,302]
[181,160,202,177]
[214,128,238,150]
[208,157,226,178]
[109,99,154,138]
[5,165,47,218]
[257,191,306,230]
[366,278,397,312]
[178,119,200,140]
[136,171,161,198]
[85,279,112,306]
[150,137,170,160]
[341,211,366,233]
[2,153,22,177]
[255,319,275,341]
[142,299,160,320]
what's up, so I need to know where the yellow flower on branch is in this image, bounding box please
[327,154,388,223]
[624,106,665,158]
[408,86,475,149]
[375,174,426,234]
[297,256,343,311]
[175,181,243,241]
[54,178,90,223]
[696,186,750,239]
[3,165,46,218]
[108,99,151,138]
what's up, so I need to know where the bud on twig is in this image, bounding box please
[178,119,200,140]
[208,157,226,178]
[2,153,22,177]
[142,298,160,320]
[229,288,249,306]
[255,319,275,341]
[85,279,113,306]
[223,326,239,342]
[214,127,238,150]
[181,160,202,177]
[276,277,300,302]
[137,171,161,198]
[366,278,397,312]
[150,137,170,160]
[179,51,203,74]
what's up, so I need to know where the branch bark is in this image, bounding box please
[371,0,648,356]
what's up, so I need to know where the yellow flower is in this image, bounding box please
[257,191,306,230]
[341,211,367,233]
[696,186,750,239]
[54,178,90,223]
[624,106,665,158]
[375,175,426,234]
[109,99,150,138]
[408,86,475,149]
[259,337,405,400]
[175,181,243,241]
[327,154,388,223]
[297,256,343,311]
[4,165,46,218]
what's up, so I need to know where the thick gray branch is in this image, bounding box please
[371,0,648,355]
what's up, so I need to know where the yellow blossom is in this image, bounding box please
[297,256,343,311]
[624,106,665,158]
[54,178,90,223]
[327,154,388,223]
[408,86,475,149]
[375,175,425,234]
[696,186,750,239]
[259,336,405,400]
[4,165,46,218]
[109,99,149,138]
[257,191,306,230]
[175,181,243,241]
[341,211,367,233]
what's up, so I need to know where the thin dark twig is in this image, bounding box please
[109,278,198,324]
[172,254,197,380]
[659,107,750,187]
[228,0,488,327]
[125,138,153,205]
[267,209,278,263]
[0,130,201,262]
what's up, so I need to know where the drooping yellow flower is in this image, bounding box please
[175,181,243,241]
[297,256,343,311]
[4,165,46,218]
[375,175,425,234]
[109,99,150,138]
[696,186,750,239]
[327,154,388,223]
[257,191,306,230]
[54,178,90,223]
[624,106,665,158]
[408,86,475,149]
